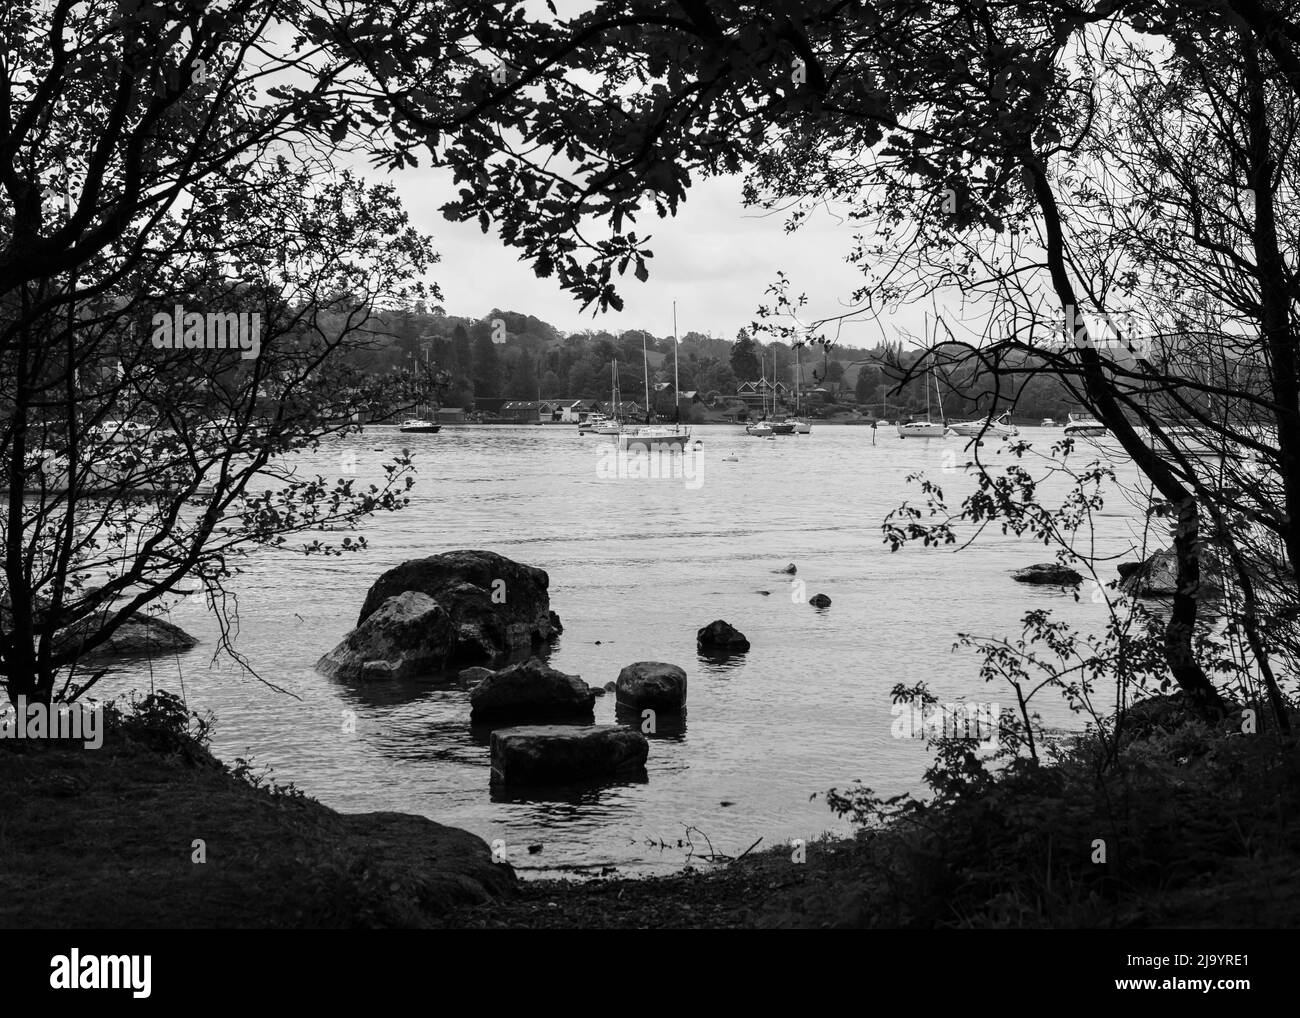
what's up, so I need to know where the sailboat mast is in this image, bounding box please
[642,335,651,420]
[795,341,801,414]
[673,301,680,425]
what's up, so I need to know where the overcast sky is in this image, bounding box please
[387,165,931,348]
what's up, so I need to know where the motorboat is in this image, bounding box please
[398,418,441,433]
[1063,413,1106,438]
[746,421,774,437]
[1041,417,1058,427]
[619,425,692,451]
[89,420,152,444]
[949,411,1020,438]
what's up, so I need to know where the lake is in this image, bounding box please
[95,423,1154,877]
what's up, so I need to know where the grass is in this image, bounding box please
[4,690,1296,928]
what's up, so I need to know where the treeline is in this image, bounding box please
[340,305,1086,419]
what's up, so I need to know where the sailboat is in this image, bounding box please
[399,400,441,433]
[789,340,812,433]
[618,306,692,451]
[587,359,624,435]
[767,346,797,435]
[746,350,775,436]
[399,346,442,432]
[896,366,949,438]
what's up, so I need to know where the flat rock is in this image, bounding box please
[490,724,649,785]
[615,661,687,713]
[697,619,750,653]
[1012,563,1083,586]
[316,591,453,681]
[54,614,198,662]
[469,656,595,723]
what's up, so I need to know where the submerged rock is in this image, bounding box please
[55,614,198,662]
[316,591,453,681]
[615,661,687,713]
[1012,563,1083,586]
[469,656,595,723]
[809,593,832,608]
[490,724,649,785]
[697,619,750,653]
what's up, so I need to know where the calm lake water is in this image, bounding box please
[96,424,1154,877]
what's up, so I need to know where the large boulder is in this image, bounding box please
[355,550,560,667]
[1012,563,1083,586]
[469,656,595,723]
[490,724,649,785]
[615,661,687,713]
[316,591,454,680]
[54,614,198,662]
[696,619,750,653]
[1120,547,1223,598]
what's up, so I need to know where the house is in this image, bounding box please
[651,381,676,415]
[473,397,511,416]
[596,400,644,419]
[436,407,464,424]
[736,379,790,412]
[500,400,546,423]
[560,399,601,423]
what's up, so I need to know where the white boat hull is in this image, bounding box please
[618,427,692,451]
[897,422,948,438]
[950,420,1019,438]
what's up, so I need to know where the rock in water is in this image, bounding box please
[615,661,687,713]
[490,725,649,785]
[809,593,832,608]
[1120,547,1223,598]
[697,619,751,653]
[352,549,561,668]
[316,592,454,680]
[1011,563,1083,586]
[55,615,198,662]
[469,656,595,723]
[777,563,797,574]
